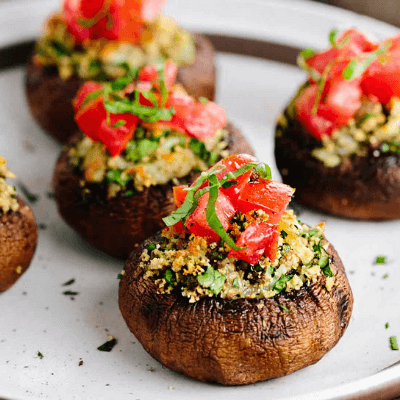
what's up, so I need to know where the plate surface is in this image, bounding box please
[1,1,400,399]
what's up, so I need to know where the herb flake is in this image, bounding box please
[97,337,118,352]
[390,336,399,351]
[197,267,226,295]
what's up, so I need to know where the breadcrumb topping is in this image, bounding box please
[35,13,195,80]
[0,157,19,214]
[69,125,228,200]
[139,210,335,302]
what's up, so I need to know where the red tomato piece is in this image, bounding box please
[306,28,378,77]
[263,228,279,263]
[97,113,139,157]
[159,91,195,133]
[63,0,143,44]
[228,222,279,265]
[318,79,362,125]
[173,185,188,208]
[169,220,186,236]
[295,85,336,139]
[361,33,400,104]
[185,191,235,242]
[105,0,142,43]
[237,179,294,224]
[63,0,105,43]
[211,154,256,201]
[75,97,107,141]
[138,60,178,91]
[73,81,105,111]
[184,101,227,140]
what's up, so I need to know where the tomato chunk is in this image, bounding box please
[361,33,400,104]
[184,102,227,140]
[295,85,336,139]
[173,185,188,208]
[228,222,279,265]
[185,191,235,242]
[73,81,105,111]
[237,179,294,224]
[138,60,177,91]
[97,113,139,157]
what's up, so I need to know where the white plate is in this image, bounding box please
[1,1,400,399]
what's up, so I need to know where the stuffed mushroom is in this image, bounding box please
[275,28,400,220]
[26,0,216,143]
[53,63,254,257]
[119,154,353,385]
[0,158,38,292]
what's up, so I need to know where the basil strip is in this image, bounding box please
[343,42,391,81]
[219,162,257,185]
[80,89,104,109]
[253,163,272,180]
[104,100,174,122]
[206,174,245,251]
[329,29,339,47]
[162,173,211,226]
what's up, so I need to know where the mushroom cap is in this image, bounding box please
[25,33,216,143]
[118,232,353,385]
[275,113,400,220]
[0,197,38,292]
[53,122,254,258]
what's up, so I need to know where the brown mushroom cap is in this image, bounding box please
[0,197,38,292]
[53,122,254,258]
[118,232,353,385]
[275,114,400,220]
[25,33,216,143]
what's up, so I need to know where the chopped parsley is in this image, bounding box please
[147,242,156,252]
[18,182,39,203]
[390,336,399,351]
[62,279,75,286]
[37,351,44,359]
[279,304,291,313]
[232,278,240,288]
[63,291,79,296]
[106,170,130,187]
[385,323,389,329]
[273,274,294,294]
[97,337,118,352]
[197,267,226,295]
[375,256,386,264]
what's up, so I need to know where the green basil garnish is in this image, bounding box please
[273,274,294,293]
[197,267,226,295]
[343,42,391,81]
[206,174,245,251]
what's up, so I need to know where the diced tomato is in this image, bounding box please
[361,33,400,104]
[105,0,142,43]
[211,154,256,201]
[237,179,294,224]
[97,113,139,157]
[73,81,105,111]
[138,60,178,91]
[185,191,235,242]
[159,91,195,133]
[264,228,279,263]
[75,97,106,141]
[306,28,378,78]
[295,84,336,139]
[173,185,188,208]
[184,101,227,140]
[169,220,186,235]
[63,0,143,44]
[228,222,279,265]
[318,79,362,125]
